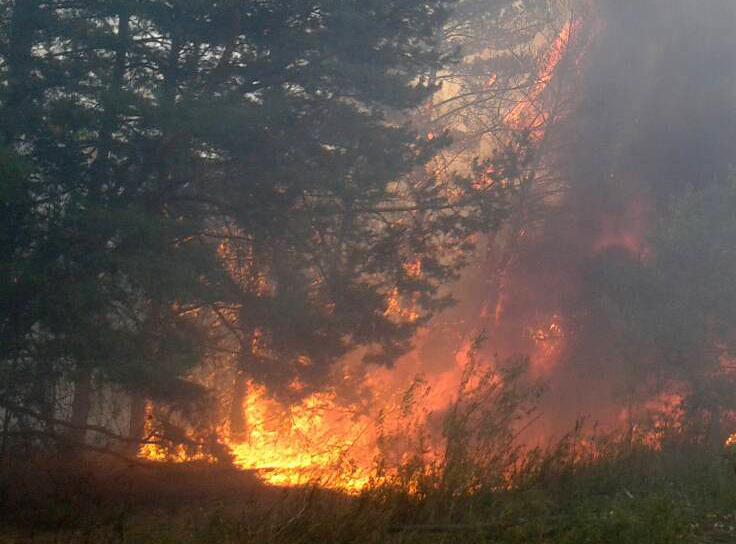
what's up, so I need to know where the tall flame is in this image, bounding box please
[505,20,582,138]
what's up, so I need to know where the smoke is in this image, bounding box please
[474,0,736,434]
[217,1,736,484]
[280,0,736,449]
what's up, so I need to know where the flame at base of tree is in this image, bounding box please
[136,344,721,494]
[226,382,373,491]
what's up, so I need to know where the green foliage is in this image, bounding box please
[0,0,524,452]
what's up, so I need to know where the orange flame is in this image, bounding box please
[227,382,372,490]
[505,20,581,138]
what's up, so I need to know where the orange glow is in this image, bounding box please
[593,199,651,259]
[221,336,483,491]
[505,20,581,138]
[617,391,686,451]
[528,314,566,375]
[227,382,373,490]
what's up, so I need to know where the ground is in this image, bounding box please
[1,444,735,543]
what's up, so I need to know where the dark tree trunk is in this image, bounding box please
[39,372,56,435]
[229,371,248,439]
[68,370,92,447]
[126,395,147,457]
[707,405,725,451]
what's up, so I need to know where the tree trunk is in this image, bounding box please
[39,372,56,435]
[126,395,147,458]
[229,371,248,439]
[68,370,92,448]
[707,405,725,451]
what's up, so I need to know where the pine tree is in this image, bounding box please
[0,0,517,455]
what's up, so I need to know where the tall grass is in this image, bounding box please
[2,343,736,543]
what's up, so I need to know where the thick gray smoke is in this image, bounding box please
[477,0,736,433]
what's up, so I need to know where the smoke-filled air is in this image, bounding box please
[3,1,736,542]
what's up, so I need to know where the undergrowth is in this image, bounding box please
[1,438,735,543]
[2,350,735,543]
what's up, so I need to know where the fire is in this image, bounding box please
[528,314,566,374]
[617,391,686,451]
[221,335,484,491]
[138,403,217,464]
[403,258,423,280]
[227,382,373,490]
[504,20,582,138]
[136,388,376,490]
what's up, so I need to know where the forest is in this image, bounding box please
[2,0,736,542]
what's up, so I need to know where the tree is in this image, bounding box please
[0,0,517,456]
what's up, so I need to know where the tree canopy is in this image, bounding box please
[0,0,523,455]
